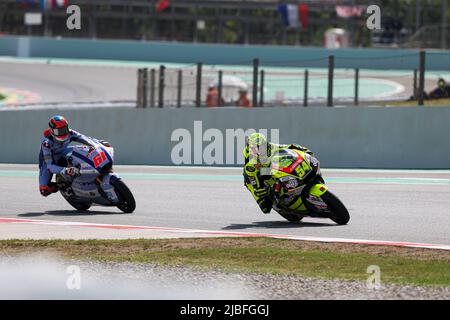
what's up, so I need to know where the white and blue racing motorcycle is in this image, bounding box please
[56,141,136,213]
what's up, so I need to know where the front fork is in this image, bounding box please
[96,173,121,204]
[299,179,329,216]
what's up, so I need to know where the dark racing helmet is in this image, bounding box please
[48,115,70,143]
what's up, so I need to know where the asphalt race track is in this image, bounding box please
[0,164,449,245]
[0,61,137,104]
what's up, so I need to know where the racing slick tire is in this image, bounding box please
[278,212,304,222]
[112,179,136,213]
[65,198,91,211]
[320,191,350,225]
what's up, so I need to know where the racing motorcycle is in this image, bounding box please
[55,141,136,213]
[263,148,349,225]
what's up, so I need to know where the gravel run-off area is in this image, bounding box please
[0,255,448,300]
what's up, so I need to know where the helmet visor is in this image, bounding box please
[249,146,259,156]
[52,126,69,137]
[249,143,268,157]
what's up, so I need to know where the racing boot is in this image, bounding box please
[39,183,59,197]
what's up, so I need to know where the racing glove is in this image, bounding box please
[100,140,111,147]
[63,167,80,177]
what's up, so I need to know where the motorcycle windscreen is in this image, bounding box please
[271,149,302,173]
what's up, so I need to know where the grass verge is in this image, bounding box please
[1,237,449,287]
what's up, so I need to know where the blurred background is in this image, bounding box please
[1,0,449,49]
[0,1,449,109]
[0,3,450,184]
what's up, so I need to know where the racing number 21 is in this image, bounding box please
[93,151,107,168]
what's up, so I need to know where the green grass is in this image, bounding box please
[1,238,449,287]
[91,248,449,286]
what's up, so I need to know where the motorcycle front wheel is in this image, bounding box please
[112,179,136,213]
[320,191,350,225]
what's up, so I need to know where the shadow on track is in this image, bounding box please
[18,210,122,217]
[222,220,336,230]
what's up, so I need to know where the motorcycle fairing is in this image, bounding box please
[61,144,121,206]
[309,184,329,197]
[268,149,331,217]
[270,149,314,181]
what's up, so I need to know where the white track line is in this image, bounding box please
[0,218,449,251]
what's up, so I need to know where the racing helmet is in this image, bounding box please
[246,132,270,162]
[48,115,70,143]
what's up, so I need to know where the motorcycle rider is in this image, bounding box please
[243,132,314,214]
[38,115,104,197]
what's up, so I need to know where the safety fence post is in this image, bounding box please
[218,70,223,106]
[177,69,182,108]
[259,69,265,107]
[136,68,143,108]
[413,69,418,100]
[142,68,148,108]
[196,62,203,107]
[303,69,308,107]
[149,69,155,108]
[354,68,359,106]
[158,65,165,108]
[252,58,259,107]
[418,51,426,106]
[327,55,334,107]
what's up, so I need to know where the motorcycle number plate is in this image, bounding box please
[93,151,107,168]
[295,160,311,178]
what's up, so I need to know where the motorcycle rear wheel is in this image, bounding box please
[278,212,304,222]
[65,197,91,211]
[112,179,136,213]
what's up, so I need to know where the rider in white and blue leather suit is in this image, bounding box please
[38,115,99,197]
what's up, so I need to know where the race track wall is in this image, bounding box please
[1,36,449,70]
[1,106,450,169]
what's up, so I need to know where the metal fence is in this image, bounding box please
[136,51,450,108]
